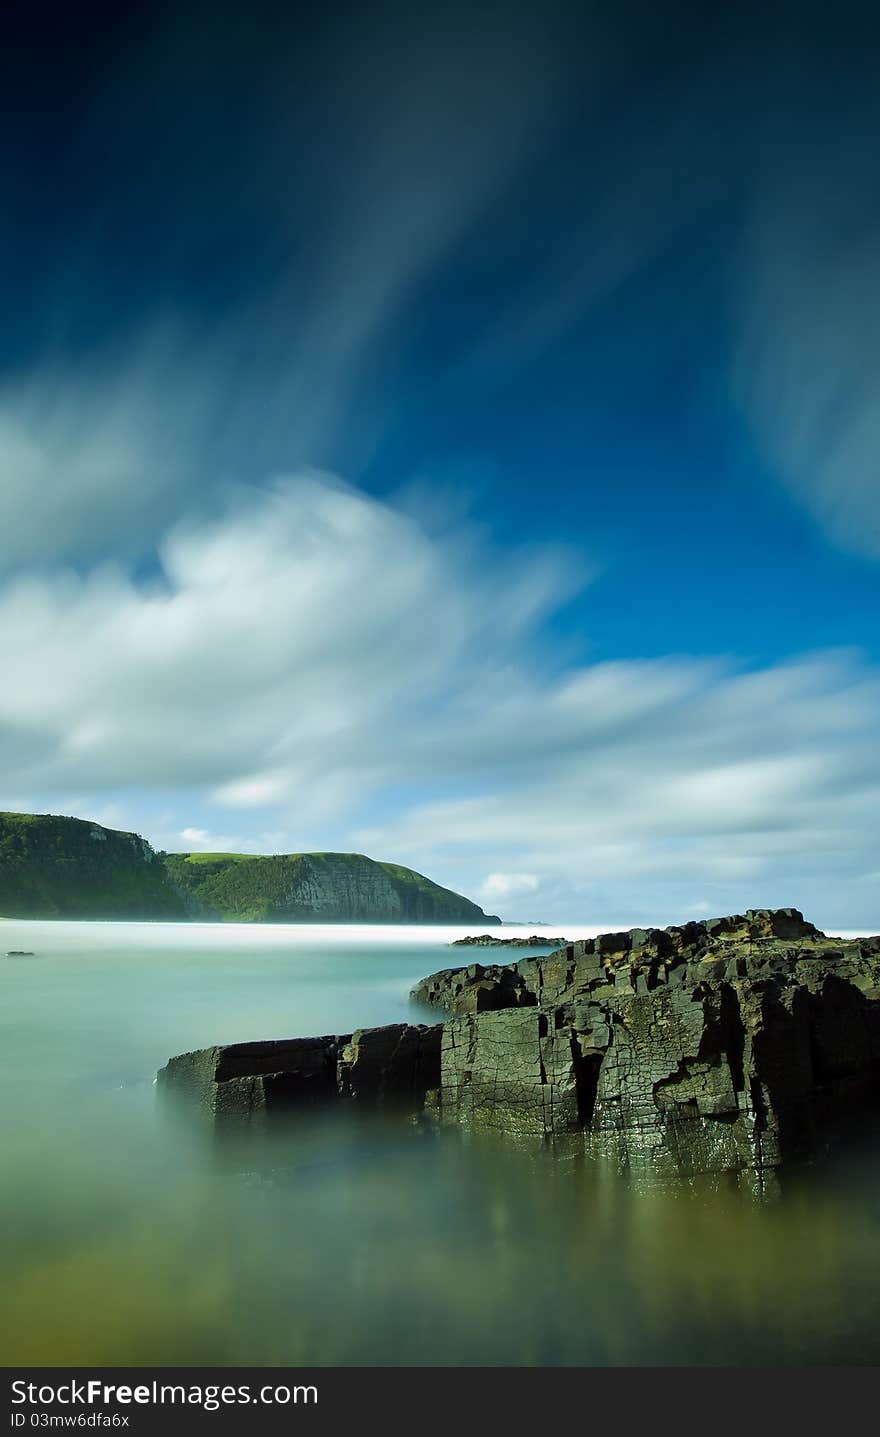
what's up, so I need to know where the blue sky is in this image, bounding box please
[0,0,878,925]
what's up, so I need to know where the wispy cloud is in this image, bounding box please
[2,3,878,931]
[480,873,540,902]
[6,2,589,520]
[356,646,880,924]
[726,26,880,559]
[0,341,204,566]
[0,473,876,924]
[736,171,880,560]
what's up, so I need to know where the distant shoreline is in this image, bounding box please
[1,915,875,940]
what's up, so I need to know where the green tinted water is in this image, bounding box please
[2,920,879,1366]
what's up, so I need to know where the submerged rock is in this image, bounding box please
[158,908,880,1191]
[158,1023,441,1122]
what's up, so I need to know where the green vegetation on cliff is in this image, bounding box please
[162,850,499,924]
[0,812,500,924]
[0,812,188,919]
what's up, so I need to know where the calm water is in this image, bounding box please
[1,919,879,1367]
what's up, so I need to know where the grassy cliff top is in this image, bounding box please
[0,810,187,919]
[0,813,499,924]
[170,850,369,864]
[162,849,499,924]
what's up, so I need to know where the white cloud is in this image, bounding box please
[353,648,880,926]
[0,471,575,811]
[480,873,540,901]
[0,472,876,926]
[0,337,214,567]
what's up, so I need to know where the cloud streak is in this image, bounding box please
[729,22,880,559]
[0,474,876,925]
[736,168,880,560]
[1,3,878,931]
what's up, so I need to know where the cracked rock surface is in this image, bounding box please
[413,909,880,1190]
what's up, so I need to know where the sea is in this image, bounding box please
[1,918,879,1366]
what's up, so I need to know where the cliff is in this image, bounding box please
[159,908,880,1194]
[161,850,498,924]
[0,811,499,924]
[0,811,189,920]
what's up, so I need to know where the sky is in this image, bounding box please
[0,0,878,926]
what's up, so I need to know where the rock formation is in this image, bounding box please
[414,909,880,1192]
[158,1024,441,1121]
[451,933,570,947]
[158,909,880,1193]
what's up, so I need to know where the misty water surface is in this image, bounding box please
[1,920,879,1366]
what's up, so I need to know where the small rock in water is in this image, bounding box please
[451,933,569,948]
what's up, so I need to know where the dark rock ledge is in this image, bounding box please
[158,1024,441,1121]
[450,933,570,948]
[157,909,880,1193]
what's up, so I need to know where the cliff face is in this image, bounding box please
[161,850,500,924]
[0,811,188,919]
[159,909,880,1194]
[0,811,498,924]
